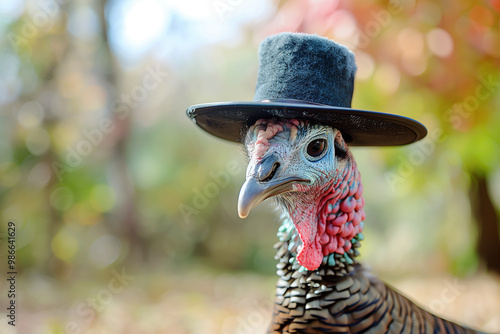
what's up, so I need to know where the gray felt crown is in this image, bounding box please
[187,32,427,146]
[254,32,356,108]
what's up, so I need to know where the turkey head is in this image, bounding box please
[239,118,365,271]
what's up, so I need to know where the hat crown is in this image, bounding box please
[253,32,357,108]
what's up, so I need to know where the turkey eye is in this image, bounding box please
[306,139,326,158]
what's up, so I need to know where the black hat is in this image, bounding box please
[187,32,427,146]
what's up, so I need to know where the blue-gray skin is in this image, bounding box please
[239,122,348,219]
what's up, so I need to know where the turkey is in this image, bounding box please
[187,32,484,333]
[238,118,481,333]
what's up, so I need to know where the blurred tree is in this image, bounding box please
[471,172,500,273]
[2,1,73,274]
[96,0,147,261]
[0,0,149,276]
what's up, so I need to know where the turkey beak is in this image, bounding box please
[238,154,308,219]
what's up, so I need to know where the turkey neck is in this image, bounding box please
[269,160,368,331]
[275,158,365,276]
[274,219,363,281]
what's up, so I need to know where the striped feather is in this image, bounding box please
[269,240,481,334]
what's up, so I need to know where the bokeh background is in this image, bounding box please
[0,0,500,333]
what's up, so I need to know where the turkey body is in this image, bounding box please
[269,231,480,334]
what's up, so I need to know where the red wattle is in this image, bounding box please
[292,156,365,270]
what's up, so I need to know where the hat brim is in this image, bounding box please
[186,101,427,146]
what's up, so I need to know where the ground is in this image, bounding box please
[1,267,499,334]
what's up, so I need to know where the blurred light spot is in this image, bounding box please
[397,28,427,75]
[108,0,168,59]
[172,0,214,19]
[75,202,101,226]
[24,273,57,305]
[82,84,106,112]
[469,5,495,28]
[355,51,375,81]
[397,28,425,58]
[0,1,25,21]
[18,101,44,128]
[52,230,79,262]
[52,122,80,154]
[109,0,274,63]
[374,64,400,95]
[491,0,500,12]
[27,162,52,189]
[0,162,21,188]
[0,77,22,104]
[402,55,427,76]
[133,154,165,189]
[67,6,99,40]
[2,206,22,225]
[426,28,453,58]
[89,234,122,267]
[58,71,84,99]
[50,187,74,211]
[0,53,20,80]
[90,184,116,212]
[330,10,357,40]
[122,0,167,44]
[418,2,442,25]
[25,128,50,156]
[481,30,500,57]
